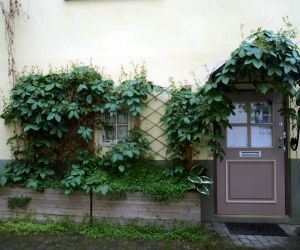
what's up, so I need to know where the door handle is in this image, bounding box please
[277,144,286,151]
[278,131,287,151]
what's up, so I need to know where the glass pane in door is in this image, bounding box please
[227,126,248,147]
[250,102,272,124]
[228,103,248,124]
[251,126,272,147]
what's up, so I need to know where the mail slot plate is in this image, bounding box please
[239,151,261,158]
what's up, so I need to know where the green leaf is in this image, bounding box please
[125,90,134,97]
[31,102,38,110]
[98,185,109,195]
[55,114,61,122]
[27,179,38,190]
[0,175,7,186]
[86,95,93,104]
[257,84,268,94]
[47,113,55,121]
[57,129,63,138]
[118,165,125,172]
[221,76,229,84]
[190,165,204,176]
[112,154,121,163]
[77,126,93,141]
[24,124,40,132]
[183,117,190,124]
[252,58,263,69]
[238,49,246,58]
[124,150,134,158]
[213,95,222,102]
[40,172,47,179]
[200,176,213,184]
[196,185,209,195]
[45,83,55,91]
[77,84,88,92]
[253,48,263,59]
[68,111,74,119]
[188,176,204,184]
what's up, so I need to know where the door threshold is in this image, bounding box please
[211,215,290,224]
[215,215,289,219]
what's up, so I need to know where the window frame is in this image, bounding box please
[226,101,274,149]
[98,112,132,147]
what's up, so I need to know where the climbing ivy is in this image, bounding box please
[0,65,154,191]
[162,27,300,169]
[203,28,300,155]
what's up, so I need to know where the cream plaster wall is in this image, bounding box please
[1,0,300,159]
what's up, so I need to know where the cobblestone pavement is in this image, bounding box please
[206,223,300,249]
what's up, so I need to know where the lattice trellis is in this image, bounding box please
[140,92,169,160]
[141,92,205,161]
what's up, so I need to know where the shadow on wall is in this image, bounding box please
[0,160,10,174]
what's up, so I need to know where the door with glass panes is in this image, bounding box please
[217,92,286,216]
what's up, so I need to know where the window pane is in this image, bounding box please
[228,103,248,124]
[104,125,116,141]
[251,102,272,124]
[227,126,248,147]
[117,125,128,140]
[117,112,128,124]
[251,126,272,147]
[105,114,116,124]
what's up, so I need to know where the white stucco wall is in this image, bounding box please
[1,0,300,159]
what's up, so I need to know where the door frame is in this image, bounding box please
[213,90,290,217]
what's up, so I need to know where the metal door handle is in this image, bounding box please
[278,131,287,151]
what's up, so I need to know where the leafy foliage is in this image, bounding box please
[162,27,300,168]
[7,196,31,210]
[161,86,226,168]
[0,65,155,192]
[203,28,300,153]
[104,130,150,173]
[54,160,191,201]
[0,218,237,249]
[188,165,213,195]
[107,160,190,201]
[61,150,110,195]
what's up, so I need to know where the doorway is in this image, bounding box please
[216,92,286,216]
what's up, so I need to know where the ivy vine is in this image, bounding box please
[162,27,300,169]
[0,0,23,85]
[0,65,155,190]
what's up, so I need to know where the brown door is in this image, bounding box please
[217,92,286,216]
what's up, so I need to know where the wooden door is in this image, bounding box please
[217,92,286,216]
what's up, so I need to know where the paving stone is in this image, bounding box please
[240,238,251,244]
[249,240,259,244]
[208,222,300,249]
[247,235,258,241]
[244,243,255,248]
[256,235,265,240]
[257,238,268,244]
[233,240,243,246]
[253,242,264,248]
[229,235,238,240]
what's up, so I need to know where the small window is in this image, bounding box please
[99,112,131,146]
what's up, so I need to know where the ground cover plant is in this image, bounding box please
[0,218,242,250]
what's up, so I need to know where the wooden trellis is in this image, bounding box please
[141,92,205,161]
[140,92,169,160]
